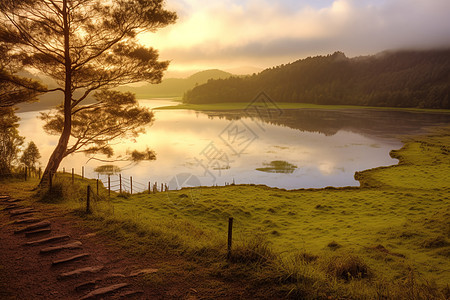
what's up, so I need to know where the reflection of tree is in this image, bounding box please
[203,109,450,139]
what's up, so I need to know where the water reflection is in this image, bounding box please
[204,108,450,140]
[16,100,450,190]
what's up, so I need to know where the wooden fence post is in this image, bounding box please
[96,179,99,195]
[119,174,122,193]
[148,182,151,194]
[86,185,91,214]
[82,166,84,179]
[130,176,133,195]
[38,167,41,179]
[108,175,111,197]
[227,217,234,260]
[63,167,65,173]
[161,183,163,193]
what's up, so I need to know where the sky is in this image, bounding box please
[142,0,450,77]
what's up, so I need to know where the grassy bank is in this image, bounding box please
[155,101,450,114]
[1,126,449,299]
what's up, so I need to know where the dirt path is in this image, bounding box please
[0,194,249,299]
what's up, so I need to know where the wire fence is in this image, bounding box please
[97,174,170,195]
[3,165,243,260]
[0,166,42,181]
[54,166,171,195]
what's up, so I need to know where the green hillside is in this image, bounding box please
[183,49,450,109]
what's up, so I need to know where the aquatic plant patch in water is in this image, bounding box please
[256,160,297,173]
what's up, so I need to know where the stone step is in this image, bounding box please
[24,235,70,246]
[6,199,21,203]
[74,273,127,292]
[105,273,127,279]
[80,283,129,300]
[116,290,144,299]
[58,265,104,280]
[2,204,21,211]
[25,228,51,237]
[13,217,42,225]
[75,281,96,292]
[9,207,35,216]
[40,241,82,254]
[14,221,51,234]
[129,268,159,277]
[52,253,90,266]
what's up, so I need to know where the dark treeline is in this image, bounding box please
[183,50,450,108]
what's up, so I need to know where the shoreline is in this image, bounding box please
[154,101,450,114]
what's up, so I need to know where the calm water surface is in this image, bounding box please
[17,99,450,190]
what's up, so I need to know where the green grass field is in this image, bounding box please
[104,125,449,285]
[2,126,449,299]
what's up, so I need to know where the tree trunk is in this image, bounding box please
[39,0,72,187]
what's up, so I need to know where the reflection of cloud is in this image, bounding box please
[318,161,336,175]
[143,0,450,71]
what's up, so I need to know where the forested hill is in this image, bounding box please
[183,50,450,109]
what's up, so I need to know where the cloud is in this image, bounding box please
[142,0,450,71]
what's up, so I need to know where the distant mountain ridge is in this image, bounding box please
[183,49,450,109]
[117,69,233,98]
[17,69,234,112]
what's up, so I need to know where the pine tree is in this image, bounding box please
[0,0,176,185]
[20,141,41,171]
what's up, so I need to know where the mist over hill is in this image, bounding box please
[183,50,450,109]
[117,69,233,98]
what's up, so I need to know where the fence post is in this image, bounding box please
[82,166,84,179]
[161,183,163,193]
[108,175,111,197]
[86,185,91,214]
[24,167,27,181]
[227,217,234,260]
[71,168,74,184]
[130,176,133,195]
[119,174,122,193]
[38,167,41,179]
[63,167,65,173]
[96,179,99,195]
[148,182,151,194]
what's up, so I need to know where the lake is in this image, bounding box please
[17,99,450,191]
